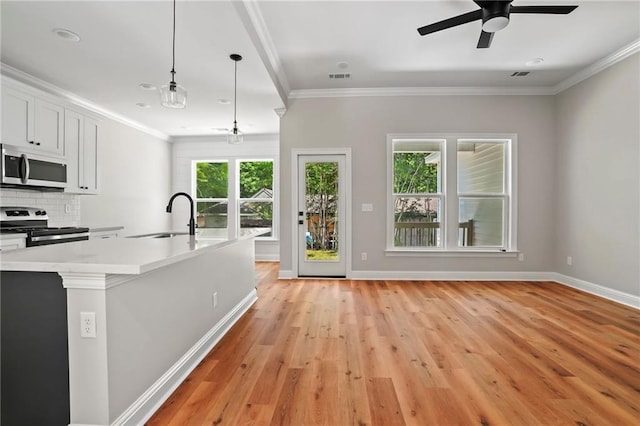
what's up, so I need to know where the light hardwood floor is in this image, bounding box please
[147,262,640,425]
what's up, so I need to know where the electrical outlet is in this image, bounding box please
[361,252,367,261]
[80,312,96,338]
[213,292,218,308]
[518,253,524,262]
[567,256,573,266]
[65,204,72,214]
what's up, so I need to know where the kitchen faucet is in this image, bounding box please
[166,192,196,236]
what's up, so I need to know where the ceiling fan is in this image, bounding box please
[417,1,578,48]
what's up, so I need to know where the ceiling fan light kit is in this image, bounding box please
[417,0,578,49]
[227,53,244,145]
[159,0,187,108]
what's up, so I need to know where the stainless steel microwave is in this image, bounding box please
[0,144,67,190]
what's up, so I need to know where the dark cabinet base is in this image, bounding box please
[1,271,70,426]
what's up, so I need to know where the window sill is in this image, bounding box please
[384,249,519,258]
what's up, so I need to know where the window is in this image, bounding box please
[392,140,444,247]
[194,159,276,239]
[388,134,516,253]
[195,161,228,235]
[239,160,274,237]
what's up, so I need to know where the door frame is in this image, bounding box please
[291,148,352,278]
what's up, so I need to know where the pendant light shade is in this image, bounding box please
[160,0,187,108]
[227,54,243,145]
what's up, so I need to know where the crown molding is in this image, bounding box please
[0,63,171,142]
[236,0,290,106]
[289,85,556,99]
[274,107,287,118]
[552,38,640,94]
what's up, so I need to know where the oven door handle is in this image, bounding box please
[30,232,90,242]
[20,154,30,184]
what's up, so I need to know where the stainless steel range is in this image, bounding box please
[0,207,89,247]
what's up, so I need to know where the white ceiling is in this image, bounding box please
[2,1,639,139]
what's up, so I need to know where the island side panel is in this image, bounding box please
[0,271,70,426]
[63,236,257,424]
[106,237,257,421]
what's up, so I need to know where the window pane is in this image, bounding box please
[393,141,441,194]
[394,196,441,247]
[239,161,273,198]
[196,162,228,198]
[458,198,504,247]
[240,201,272,237]
[196,201,227,230]
[457,142,505,194]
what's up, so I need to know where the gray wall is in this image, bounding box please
[280,94,557,273]
[555,54,640,296]
[79,119,172,236]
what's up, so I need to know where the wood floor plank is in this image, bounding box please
[147,262,640,425]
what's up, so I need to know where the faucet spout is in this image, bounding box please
[166,192,196,235]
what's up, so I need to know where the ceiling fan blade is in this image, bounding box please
[510,5,578,15]
[477,30,494,49]
[417,9,482,36]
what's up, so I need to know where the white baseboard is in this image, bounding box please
[350,270,550,281]
[256,253,280,261]
[108,289,258,426]
[551,273,640,309]
[278,269,295,279]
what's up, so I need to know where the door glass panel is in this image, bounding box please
[305,162,339,261]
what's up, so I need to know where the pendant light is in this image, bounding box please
[227,54,243,145]
[159,0,187,108]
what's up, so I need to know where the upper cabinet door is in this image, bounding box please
[82,117,99,194]
[34,99,65,156]
[1,87,35,147]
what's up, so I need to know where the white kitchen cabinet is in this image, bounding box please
[64,110,99,194]
[1,86,34,146]
[0,236,26,251]
[1,86,64,156]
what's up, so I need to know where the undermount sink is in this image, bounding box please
[127,232,189,239]
[152,232,188,238]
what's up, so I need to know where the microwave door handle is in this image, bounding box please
[20,154,29,184]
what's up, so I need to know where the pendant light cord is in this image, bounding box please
[171,0,176,82]
[233,59,238,130]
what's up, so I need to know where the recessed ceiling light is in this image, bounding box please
[337,61,349,69]
[52,28,81,42]
[217,98,230,105]
[136,102,151,108]
[139,83,157,91]
[525,58,544,66]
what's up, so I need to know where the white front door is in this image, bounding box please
[297,155,346,277]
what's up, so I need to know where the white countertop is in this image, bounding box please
[0,234,235,275]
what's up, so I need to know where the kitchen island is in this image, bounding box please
[0,232,258,426]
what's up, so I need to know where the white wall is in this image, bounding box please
[171,134,280,260]
[79,118,172,236]
[280,95,557,274]
[555,54,640,296]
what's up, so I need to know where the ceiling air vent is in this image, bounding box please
[510,71,530,77]
[329,73,351,79]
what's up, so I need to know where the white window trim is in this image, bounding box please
[191,157,278,241]
[386,133,518,255]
